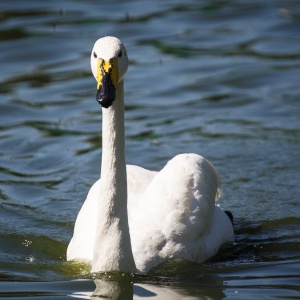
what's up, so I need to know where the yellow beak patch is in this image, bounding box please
[96,58,119,90]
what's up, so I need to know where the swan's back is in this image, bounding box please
[129,153,233,273]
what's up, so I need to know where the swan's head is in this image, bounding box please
[91,36,128,108]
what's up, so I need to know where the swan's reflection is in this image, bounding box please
[71,278,225,300]
[91,279,133,299]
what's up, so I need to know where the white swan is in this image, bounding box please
[67,36,234,274]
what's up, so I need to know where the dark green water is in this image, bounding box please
[0,0,300,299]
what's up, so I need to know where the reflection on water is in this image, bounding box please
[92,279,133,299]
[0,0,300,299]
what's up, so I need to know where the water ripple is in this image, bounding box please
[0,0,300,298]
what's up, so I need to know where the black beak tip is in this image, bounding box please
[96,88,116,108]
[96,73,116,108]
[96,97,113,108]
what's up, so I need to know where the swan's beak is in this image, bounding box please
[96,58,119,108]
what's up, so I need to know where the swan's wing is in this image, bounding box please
[127,164,157,196]
[67,165,156,262]
[67,179,101,261]
[130,153,233,273]
[127,164,157,223]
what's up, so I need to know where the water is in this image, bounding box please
[0,0,300,298]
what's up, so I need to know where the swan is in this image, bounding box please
[67,36,234,274]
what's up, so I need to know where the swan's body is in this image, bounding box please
[67,36,234,274]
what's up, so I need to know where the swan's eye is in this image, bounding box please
[118,51,122,58]
[93,52,97,58]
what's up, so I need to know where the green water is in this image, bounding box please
[0,0,300,299]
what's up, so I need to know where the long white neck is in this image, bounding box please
[92,80,136,273]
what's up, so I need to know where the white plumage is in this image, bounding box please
[67,36,234,274]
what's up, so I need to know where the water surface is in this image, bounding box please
[0,0,300,299]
